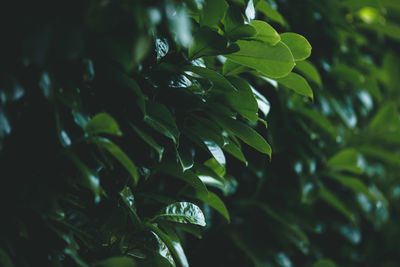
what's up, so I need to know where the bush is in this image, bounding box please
[1,0,400,266]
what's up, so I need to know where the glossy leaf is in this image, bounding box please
[280,33,312,61]
[327,148,363,174]
[84,113,122,136]
[153,202,206,227]
[226,40,295,78]
[92,137,139,185]
[276,73,314,100]
[250,20,280,45]
[177,142,195,172]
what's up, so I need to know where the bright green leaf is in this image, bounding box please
[226,40,295,78]
[275,73,314,100]
[200,0,229,27]
[250,20,280,45]
[280,33,312,61]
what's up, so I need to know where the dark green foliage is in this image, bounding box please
[1,0,400,266]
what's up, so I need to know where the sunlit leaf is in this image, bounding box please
[275,73,314,100]
[280,33,312,61]
[327,148,363,174]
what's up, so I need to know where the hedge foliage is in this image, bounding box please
[1,0,400,266]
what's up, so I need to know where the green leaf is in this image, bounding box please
[146,224,186,267]
[212,115,271,157]
[226,40,295,79]
[204,157,226,177]
[327,148,363,175]
[203,140,226,167]
[255,0,287,26]
[200,0,229,27]
[250,20,280,45]
[275,73,314,100]
[176,142,195,172]
[222,59,251,76]
[131,124,164,162]
[326,173,377,202]
[223,6,257,41]
[120,187,141,225]
[189,27,239,59]
[295,60,322,87]
[84,113,122,136]
[183,65,238,92]
[252,87,270,117]
[225,76,259,122]
[319,186,355,222]
[65,152,101,203]
[313,259,337,267]
[157,163,208,196]
[280,32,312,61]
[358,21,400,41]
[185,190,230,222]
[92,137,139,185]
[0,249,13,267]
[222,138,248,164]
[93,257,137,267]
[145,101,180,143]
[153,202,206,227]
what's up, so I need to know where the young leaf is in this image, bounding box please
[84,113,122,136]
[226,40,295,78]
[92,137,139,185]
[152,202,206,227]
[275,73,314,100]
[280,33,312,61]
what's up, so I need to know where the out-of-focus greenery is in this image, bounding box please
[1,0,400,266]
